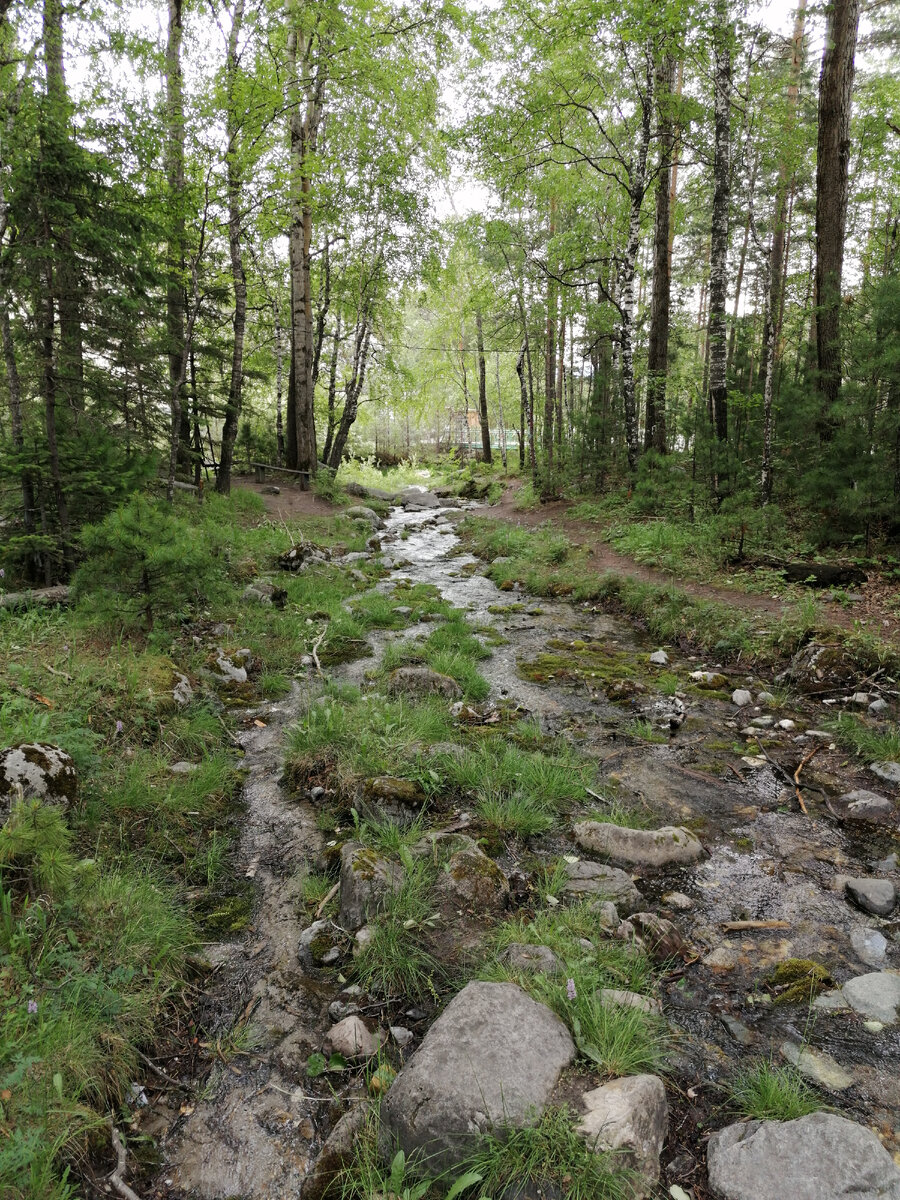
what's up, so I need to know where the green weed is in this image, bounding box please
[725,1059,823,1121]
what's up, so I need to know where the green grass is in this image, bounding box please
[725,1059,823,1121]
[461,1106,635,1200]
[352,857,443,999]
[828,712,900,763]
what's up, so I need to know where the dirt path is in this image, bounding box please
[487,483,900,635]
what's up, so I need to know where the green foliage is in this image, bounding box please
[73,494,227,629]
[725,1060,823,1121]
[352,857,443,999]
[828,713,900,763]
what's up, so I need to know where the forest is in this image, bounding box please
[0,0,897,582]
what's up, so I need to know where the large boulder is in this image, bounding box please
[827,789,896,826]
[577,1075,667,1198]
[358,776,427,825]
[0,743,77,813]
[344,505,385,529]
[707,1112,900,1200]
[338,843,405,931]
[573,821,703,869]
[438,846,509,912]
[400,488,441,510]
[840,971,900,1024]
[776,642,861,692]
[386,666,462,700]
[377,981,574,1173]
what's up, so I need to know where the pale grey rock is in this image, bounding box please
[300,1104,370,1200]
[589,899,620,930]
[777,718,796,730]
[344,505,385,528]
[577,1075,667,1198]
[390,1026,413,1047]
[0,742,77,811]
[828,789,895,823]
[871,762,900,785]
[845,877,896,917]
[564,861,642,912]
[663,891,693,911]
[851,927,888,967]
[690,671,728,688]
[172,671,194,706]
[731,689,753,707]
[574,821,704,868]
[599,988,661,1016]
[298,919,344,971]
[501,943,562,976]
[649,650,669,665]
[841,971,900,1024]
[378,981,574,1173]
[169,761,198,775]
[750,715,775,727]
[325,1015,379,1060]
[720,1015,755,1046]
[703,946,738,971]
[707,1112,900,1200]
[214,652,247,684]
[849,692,870,706]
[780,1040,854,1090]
[869,698,889,716]
[756,691,775,704]
[439,846,508,912]
[339,843,405,932]
[400,488,441,510]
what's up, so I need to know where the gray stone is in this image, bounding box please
[390,1026,413,1047]
[828,789,895,824]
[338,843,405,932]
[400,488,441,509]
[777,718,796,731]
[849,692,870,706]
[617,912,689,963]
[756,691,775,704]
[0,742,78,811]
[577,1075,667,1198]
[851,927,888,967]
[298,920,344,971]
[841,971,900,1024]
[662,891,693,911]
[599,988,661,1016]
[563,861,642,912]
[731,689,753,707]
[750,715,774,727]
[706,1112,900,1200]
[845,877,896,917]
[573,821,704,868]
[386,666,462,699]
[869,698,889,716]
[780,1040,854,1090]
[501,943,563,976]
[439,846,508,913]
[378,981,574,1174]
[589,899,620,930]
[720,1015,755,1046]
[213,651,248,684]
[649,650,669,666]
[169,761,198,775]
[690,671,728,688]
[172,671,194,706]
[871,761,900,785]
[344,505,385,528]
[325,1015,380,1060]
[703,946,738,971]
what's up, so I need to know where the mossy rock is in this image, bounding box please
[441,847,509,912]
[766,958,834,1005]
[0,742,78,810]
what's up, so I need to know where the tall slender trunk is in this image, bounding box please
[544,197,556,464]
[646,52,675,454]
[727,151,758,371]
[286,2,322,483]
[328,318,370,471]
[322,314,341,464]
[165,0,189,474]
[217,0,247,495]
[495,351,507,469]
[707,2,732,446]
[475,309,491,463]
[516,343,526,468]
[619,51,653,472]
[555,309,565,450]
[815,0,859,432]
[761,0,806,503]
[667,60,684,264]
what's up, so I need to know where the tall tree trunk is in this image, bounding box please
[815,0,859,433]
[707,2,732,446]
[543,197,556,464]
[322,314,341,464]
[286,4,322,485]
[619,51,653,473]
[516,343,526,468]
[328,318,370,471]
[165,0,189,474]
[217,0,247,495]
[727,151,758,371]
[645,52,675,455]
[495,351,508,469]
[475,309,492,463]
[761,0,806,503]
[555,309,565,451]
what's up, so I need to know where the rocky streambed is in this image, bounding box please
[156,487,900,1200]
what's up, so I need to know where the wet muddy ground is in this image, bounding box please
[153,493,900,1197]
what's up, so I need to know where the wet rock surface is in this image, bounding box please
[377,981,575,1173]
[574,820,704,868]
[577,1074,667,1197]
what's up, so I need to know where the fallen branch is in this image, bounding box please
[135,1048,187,1090]
[310,626,328,677]
[722,920,790,931]
[43,662,72,683]
[793,744,822,815]
[107,1122,142,1200]
[315,881,340,918]
[0,585,71,610]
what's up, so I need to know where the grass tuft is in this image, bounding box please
[725,1059,823,1121]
